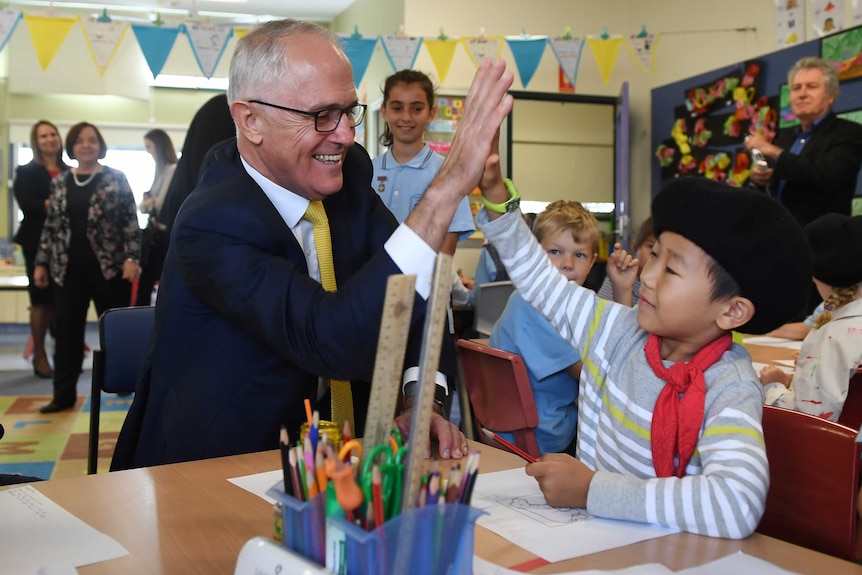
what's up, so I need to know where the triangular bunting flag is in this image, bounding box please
[423,38,460,85]
[234,27,251,41]
[78,18,129,77]
[340,35,378,86]
[380,34,422,72]
[183,23,232,78]
[505,36,548,88]
[24,13,76,71]
[586,34,623,85]
[461,36,503,68]
[0,9,22,55]
[548,36,585,87]
[627,32,660,73]
[131,23,181,79]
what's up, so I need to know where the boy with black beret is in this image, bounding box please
[760,213,862,420]
[477,174,811,539]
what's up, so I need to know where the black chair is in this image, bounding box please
[87,306,155,475]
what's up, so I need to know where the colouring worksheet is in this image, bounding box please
[472,468,677,562]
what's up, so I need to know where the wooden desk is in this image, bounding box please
[744,341,798,366]
[7,440,862,574]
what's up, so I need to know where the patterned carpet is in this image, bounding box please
[0,393,131,480]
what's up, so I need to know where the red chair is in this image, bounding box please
[757,405,861,560]
[457,339,540,460]
[836,370,862,430]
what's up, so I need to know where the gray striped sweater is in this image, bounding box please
[478,209,768,538]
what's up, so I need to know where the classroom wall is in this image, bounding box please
[0,1,842,272]
[327,0,785,275]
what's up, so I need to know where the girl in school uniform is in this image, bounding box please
[371,70,475,255]
[760,213,862,421]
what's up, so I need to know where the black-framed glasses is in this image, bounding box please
[249,99,367,132]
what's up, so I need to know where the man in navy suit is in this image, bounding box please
[112,20,514,468]
[745,56,862,227]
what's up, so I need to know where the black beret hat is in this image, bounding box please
[652,178,812,334]
[805,213,862,288]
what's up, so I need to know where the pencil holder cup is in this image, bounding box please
[266,481,327,566]
[326,503,486,575]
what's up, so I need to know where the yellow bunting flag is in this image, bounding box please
[585,34,623,85]
[24,13,76,71]
[234,27,250,40]
[423,38,460,85]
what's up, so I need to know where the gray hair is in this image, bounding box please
[227,20,342,105]
[788,56,840,98]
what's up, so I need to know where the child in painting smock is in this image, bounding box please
[760,213,862,420]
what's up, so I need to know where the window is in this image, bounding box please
[14,145,179,229]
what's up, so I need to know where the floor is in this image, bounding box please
[0,323,120,481]
[0,323,95,396]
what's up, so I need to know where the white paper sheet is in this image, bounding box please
[227,469,282,504]
[0,485,128,573]
[742,336,803,351]
[473,555,674,575]
[472,468,677,562]
[676,551,802,575]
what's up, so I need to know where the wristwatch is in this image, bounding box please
[481,178,521,214]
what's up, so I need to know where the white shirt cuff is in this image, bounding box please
[384,223,435,300]
[401,366,449,395]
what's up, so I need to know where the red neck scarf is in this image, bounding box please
[645,332,732,478]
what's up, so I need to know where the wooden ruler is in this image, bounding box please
[359,274,416,465]
[400,253,453,512]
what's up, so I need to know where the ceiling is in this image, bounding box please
[11,0,359,24]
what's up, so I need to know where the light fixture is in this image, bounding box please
[151,74,228,91]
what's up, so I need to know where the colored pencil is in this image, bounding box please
[481,428,538,463]
[288,448,303,502]
[304,398,313,426]
[279,425,293,497]
[372,465,384,529]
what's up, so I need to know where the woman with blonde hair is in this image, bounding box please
[13,120,68,378]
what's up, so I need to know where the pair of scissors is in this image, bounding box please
[361,430,407,522]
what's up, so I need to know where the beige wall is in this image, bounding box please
[399,0,779,224]
[0,2,834,270]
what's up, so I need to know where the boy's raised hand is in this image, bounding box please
[525,453,595,509]
[606,243,639,306]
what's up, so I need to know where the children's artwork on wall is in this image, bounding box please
[654,60,767,186]
[779,83,801,129]
[776,0,806,49]
[838,108,862,125]
[813,0,845,37]
[822,27,862,79]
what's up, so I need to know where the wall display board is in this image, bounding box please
[651,29,862,203]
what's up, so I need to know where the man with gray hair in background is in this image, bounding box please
[745,56,862,227]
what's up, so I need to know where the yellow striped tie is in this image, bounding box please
[304,200,354,434]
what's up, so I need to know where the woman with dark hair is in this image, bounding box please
[158,94,235,239]
[13,120,68,378]
[34,122,140,413]
[136,128,178,305]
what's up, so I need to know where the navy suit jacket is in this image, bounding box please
[112,140,453,468]
[771,113,862,226]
